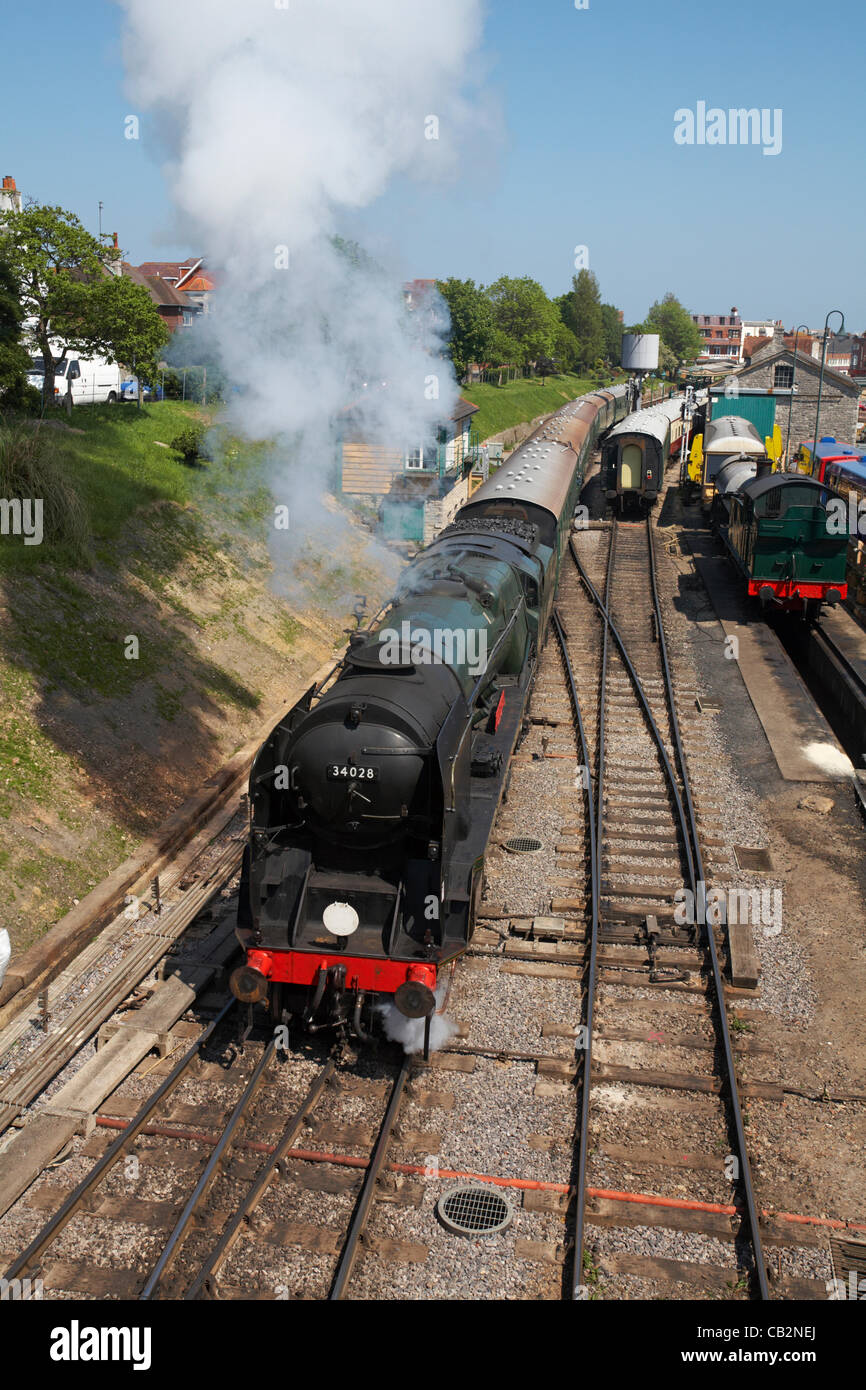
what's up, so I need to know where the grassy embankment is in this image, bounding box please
[462,372,623,442]
[0,402,378,950]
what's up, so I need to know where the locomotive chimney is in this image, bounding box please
[756,457,773,479]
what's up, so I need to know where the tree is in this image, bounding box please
[0,205,168,405]
[0,258,33,410]
[600,303,623,367]
[645,292,703,365]
[485,276,559,367]
[559,270,604,371]
[436,278,496,379]
[553,320,580,373]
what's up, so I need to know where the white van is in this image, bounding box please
[28,352,124,405]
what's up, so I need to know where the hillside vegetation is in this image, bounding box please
[0,402,388,951]
[463,372,617,441]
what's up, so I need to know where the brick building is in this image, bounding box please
[693,308,742,362]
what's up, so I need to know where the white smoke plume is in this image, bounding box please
[379,984,458,1055]
[117,0,485,582]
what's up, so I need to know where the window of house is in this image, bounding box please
[774,364,793,388]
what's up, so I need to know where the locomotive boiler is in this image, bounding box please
[230,385,631,1046]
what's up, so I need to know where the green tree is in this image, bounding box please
[553,320,580,372]
[600,303,623,367]
[560,270,604,371]
[645,292,703,365]
[0,258,33,410]
[486,275,559,367]
[0,205,168,405]
[436,277,497,379]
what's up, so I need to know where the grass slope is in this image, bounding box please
[462,373,615,441]
[0,401,381,950]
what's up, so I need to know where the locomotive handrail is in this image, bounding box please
[447,595,527,810]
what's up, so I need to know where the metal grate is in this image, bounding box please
[437,1184,513,1236]
[504,836,542,854]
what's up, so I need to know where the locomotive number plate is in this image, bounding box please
[326,764,379,781]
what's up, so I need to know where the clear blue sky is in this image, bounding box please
[2,0,863,328]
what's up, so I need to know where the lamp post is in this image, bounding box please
[812,309,845,470]
[784,324,809,469]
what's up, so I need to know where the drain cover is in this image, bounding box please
[733,847,773,872]
[437,1184,514,1236]
[504,836,542,854]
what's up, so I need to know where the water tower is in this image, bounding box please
[621,333,659,411]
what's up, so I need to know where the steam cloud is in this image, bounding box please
[117,0,485,583]
[378,985,458,1055]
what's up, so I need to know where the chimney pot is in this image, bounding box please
[2,176,16,190]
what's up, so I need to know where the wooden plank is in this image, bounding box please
[26,1186,180,1227]
[408,1088,455,1111]
[598,1250,739,1290]
[395,1128,442,1151]
[366,1236,428,1262]
[596,1025,771,1055]
[309,1121,377,1148]
[598,1142,727,1173]
[524,1189,570,1215]
[258,1219,342,1254]
[514,1238,565,1265]
[42,1261,142,1298]
[728,921,760,990]
[416,1053,476,1073]
[501,960,581,982]
[587,1196,736,1240]
[592,1062,783,1101]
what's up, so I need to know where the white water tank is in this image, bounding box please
[622,334,660,371]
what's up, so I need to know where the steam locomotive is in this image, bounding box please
[230,385,631,1045]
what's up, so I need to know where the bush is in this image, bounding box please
[170,424,207,465]
[0,381,43,415]
[0,425,91,560]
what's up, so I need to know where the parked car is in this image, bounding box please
[120,378,163,402]
[28,352,124,405]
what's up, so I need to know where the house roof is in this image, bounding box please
[122,263,197,309]
[735,344,857,393]
[453,395,478,421]
[177,274,214,294]
[137,259,204,282]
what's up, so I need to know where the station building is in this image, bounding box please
[719,328,859,459]
[337,394,483,546]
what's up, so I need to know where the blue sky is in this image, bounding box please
[2,0,863,328]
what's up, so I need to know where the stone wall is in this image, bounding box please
[423,475,471,546]
[737,353,859,448]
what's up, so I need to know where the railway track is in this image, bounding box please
[1,1002,416,1301]
[553,513,770,1299]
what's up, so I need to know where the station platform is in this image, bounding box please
[684,536,852,784]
